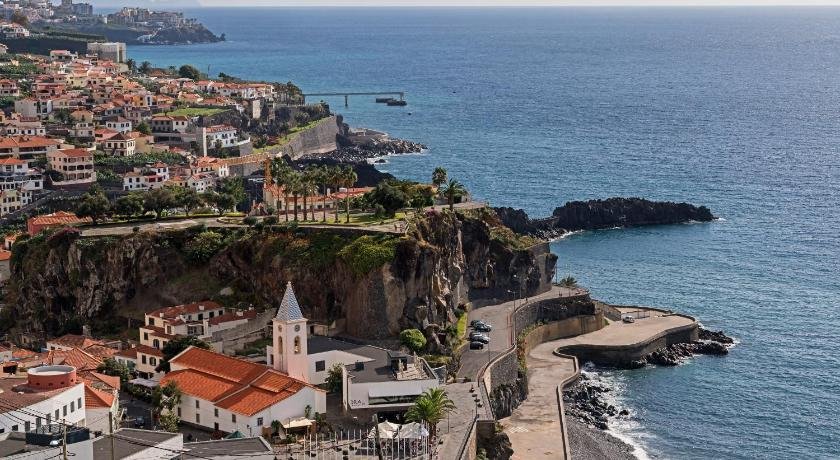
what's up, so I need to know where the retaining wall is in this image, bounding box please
[556,319,698,367]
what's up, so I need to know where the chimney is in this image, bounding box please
[199,305,205,311]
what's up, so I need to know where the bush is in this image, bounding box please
[184,231,225,263]
[243,216,257,226]
[400,329,427,353]
[337,235,398,277]
[264,216,278,226]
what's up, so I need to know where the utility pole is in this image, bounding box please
[108,412,116,460]
[62,419,68,460]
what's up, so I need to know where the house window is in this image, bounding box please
[153,339,160,349]
[36,417,41,428]
[195,400,200,409]
[177,407,181,417]
[63,406,67,416]
[214,408,218,417]
[231,414,236,423]
[11,425,17,432]
[143,332,148,341]
[70,401,74,412]
[209,311,214,318]
[24,421,30,432]
[198,313,203,320]
[148,317,155,326]
[150,357,157,366]
[316,360,325,372]
[78,398,82,408]
[294,336,301,354]
[257,417,263,426]
[54,409,59,419]
[141,355,147,364]
[196,414,200,423]
[214,422,219,431]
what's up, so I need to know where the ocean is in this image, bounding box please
[129,7,840,459]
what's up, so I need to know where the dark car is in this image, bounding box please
[469,341,485,350]
[469,332,490,344]
[134,416,145,428]
[473,323,492,332]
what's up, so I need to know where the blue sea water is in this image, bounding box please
[129,7,840,459]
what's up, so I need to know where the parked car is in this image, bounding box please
[134,416,145,428]
[622,315,635,324]
[469,332,490,344]
[469,340,485,350]
[473,323,492,332]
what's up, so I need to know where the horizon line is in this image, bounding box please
[189,2,840,7]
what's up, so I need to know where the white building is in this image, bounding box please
[105,117,132,133]
[266,283,440,414]
[123,163,169,191]
[204,125,239,149]
[0,366,86,435]
[13,99,53,119]
[161,346,326,437]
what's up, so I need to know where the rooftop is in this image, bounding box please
[307,336,435,384]
[92,429,181,460]
[183,437,273,459]
[147,300,223,320]
[275,282,304,322]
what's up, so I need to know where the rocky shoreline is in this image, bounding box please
[563,327,735,459]
[303,138,426,163]
[495,197,715,239]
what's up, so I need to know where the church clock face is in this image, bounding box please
[294,325,301,332]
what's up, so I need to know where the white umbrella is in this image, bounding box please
[369,421,399,439]
[398,422,429,440]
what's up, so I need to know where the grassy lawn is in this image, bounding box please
[254,118,328,153]
[294,212,407,227]
[165,107,226,117]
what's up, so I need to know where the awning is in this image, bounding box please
[127,378,159,388]
[282,417,313,429]
[368,383,425,399]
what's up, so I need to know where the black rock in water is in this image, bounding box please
[564,378,625,430]
[699,327,735,344]
[495,197,715,238]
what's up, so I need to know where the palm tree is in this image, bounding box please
[286,172,302,221]
[328,165,343,223]
[302,167,319,221]
[340,165,358,223]
[405,387,455,441]
[270,159,293,222]
[432,166,447,188]
[316,165,330,222]
[439,179,467,211]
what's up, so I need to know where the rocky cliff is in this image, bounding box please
[4,210,556,347]
[495,197,715,238]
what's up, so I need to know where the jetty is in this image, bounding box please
[302,91,406,107]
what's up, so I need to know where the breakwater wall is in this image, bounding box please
[556,316,698,367]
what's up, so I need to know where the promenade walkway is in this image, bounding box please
[551,310,695,348]
[500,341,577,460]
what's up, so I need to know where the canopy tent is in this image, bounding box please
[282,417,313,430]
[127,378,159,388]
[368,421,400,439]
[398,422,429,440]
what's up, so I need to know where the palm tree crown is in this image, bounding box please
[405,387,455,440]
[439,179,467,211]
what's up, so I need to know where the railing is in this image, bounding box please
[553,351,581,460]
[454,414,480,460]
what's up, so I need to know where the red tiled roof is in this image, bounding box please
[0,136,61,149]
[134,344,163,358]
[0,158,26,165]
[28,211,91,229]
[46,347,101,371]
[207,310,257,326]
[48,334,102,349]
[114,347,137,359]
[83,371,120,391]
[147,301,223,320]
[162,347,318,417]
[54,148,92,158]
[84,384,115,409]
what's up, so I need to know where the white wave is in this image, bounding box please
[549,230,585,242]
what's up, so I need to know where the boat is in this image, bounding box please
[386,99,408,106]
[375,97,394,103]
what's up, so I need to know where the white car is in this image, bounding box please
[622,315,635,324]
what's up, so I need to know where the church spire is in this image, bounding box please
[276,281,304,322]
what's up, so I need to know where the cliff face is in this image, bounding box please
[6,211,556,346]
[495,197,715,238]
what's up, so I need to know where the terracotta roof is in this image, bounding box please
[0,158,26,165]
[82,371,120,391]
[84,384,115,409]
[163,347,318,416]
[207,309,257,326]
[114,348,137,359]
[46,347,101,371]
[147,301,223,320]
[28,211,91,229]
[0,136,61,149]
[134,344,163,358]
[83,344,117,359]
[53,148,92,158]
[140,325,176,339]
[48,334,102,349]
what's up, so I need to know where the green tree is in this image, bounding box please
[559,275,578,288]
[366,181,408,218]
[327,165,343,223]
[432,166,447,188]
[405,388,455,440]
[178,64,202,80]
[52,109,73,125]
[301,167,319,221]
[97,358,131,383]
[219,176,246,210]
[175,186,202,216]
[126,59,136,72]
[340,166,358,223]
[143,187,177,219]
[152,381,182,430]
[399,329,427,353]
[156,336,211,373]
[138,61,152,74]
[269,158,293,222]
[326,363,344,394]
[204,192,236,216]
[115,193,144,219]
[184,230,225,262]
[286,171,302,221]
[439,179,467,211]
[75,186,110,224]
[136,121,151,135]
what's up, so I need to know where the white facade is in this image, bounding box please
[0,383,85,434]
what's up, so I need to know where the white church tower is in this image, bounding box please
[271,282,309,382]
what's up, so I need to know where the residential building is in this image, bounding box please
[0,366,86,435]
[47,148,96,187]
[26,211,91,235]
[101,132,136,156]
[113,344,164,381]
[0,189,22,217]
[49,50,77,63]
[0,79,20,97]
[161,346,326,436]
[123,163,169,191]
[0,158,43,197]
[142,301,226,347]
[105,117,132,133]
[86,42,126,64]
[204,125,239,149]
[0,136,62,167]
[150,115,191,134]
[1,118,47,137]
[1,23,30,39]
[13,99,53,119]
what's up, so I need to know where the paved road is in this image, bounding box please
[457,286,566,381]
[500,341,577,460]
[552,311,695,348]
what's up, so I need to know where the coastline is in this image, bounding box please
[567,417,638,460]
